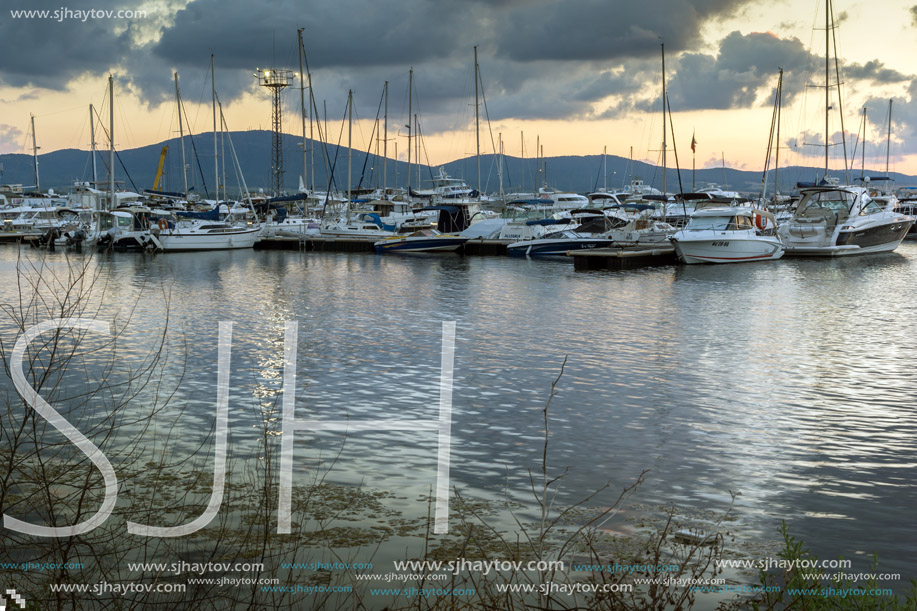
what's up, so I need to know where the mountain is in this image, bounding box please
[1,130,913,196]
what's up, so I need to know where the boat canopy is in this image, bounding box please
[506,198,554,206]
[176,206,221,221]
[144,189,185,198]
[854,176,893,182]
[525,218,570,226]
[357,212,397,232]
[268,193,310,203]
[605,203,656,212]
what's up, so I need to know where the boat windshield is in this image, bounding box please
[858,198,883,215]
[684,215,734,231]
[796,190,855,217]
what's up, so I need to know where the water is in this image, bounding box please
[1,243,915,596]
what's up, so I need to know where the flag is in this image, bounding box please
[690,131,697,153]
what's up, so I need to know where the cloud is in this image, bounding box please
[0,0,172,90]
[0,124,24,153]
[1,0,913,149]
[912,6,917,27]
[861,80,917,156]
[493,0,756,62]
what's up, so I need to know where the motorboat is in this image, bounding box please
[669,207,784,264]
[151,218,262,251]
[374,229,468,253]
[506,230,614,257]
[777,184,913,256]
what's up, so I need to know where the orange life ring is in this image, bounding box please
[157,219,168,231]
[755,214,768,231]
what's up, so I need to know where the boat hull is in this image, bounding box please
[374,237,468,253]
[785,218,913,256]
[506,238,614,257]
[670,236,784,264]
[156,228,262,251]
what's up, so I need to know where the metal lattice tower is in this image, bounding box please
[255,68,293,196]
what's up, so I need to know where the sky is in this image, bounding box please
[1,0,916,183]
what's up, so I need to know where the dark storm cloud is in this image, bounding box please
[601,31,915,114]
[863,81,917,156]
[1,0,913,138]
[664,31,812,111]
[150,0,464,71]
[0,0,142,89]
[494,0,755,62]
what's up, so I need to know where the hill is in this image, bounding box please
[2,130,913,196]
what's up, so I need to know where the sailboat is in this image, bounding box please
[778,0,913,256]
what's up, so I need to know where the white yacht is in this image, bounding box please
[151,218,262,251]
[669,207,784,264]
[777,184,913,256]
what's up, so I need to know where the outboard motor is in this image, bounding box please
[66,229,86,252]
[97,233,113,252]
[37,227,61,251]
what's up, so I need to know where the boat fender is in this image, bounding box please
[158,219,169,231]
[755,215,768,231]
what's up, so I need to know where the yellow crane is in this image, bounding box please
[152,145,169,191]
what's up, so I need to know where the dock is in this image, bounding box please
[569,245,678,271]
[255,236,376,253]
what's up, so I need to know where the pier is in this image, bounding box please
[569,245,678,270]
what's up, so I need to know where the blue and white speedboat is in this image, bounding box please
[506,230,614,257]
[374,229,468,253]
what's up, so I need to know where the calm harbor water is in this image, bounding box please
[1,242,916,596]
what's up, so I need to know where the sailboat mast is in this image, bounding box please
[775,69,782,195]
[298,29,308,193]
[520,132,524,193]
[603,146,607,191]
[89,104,98,184]
[407,67,413,190]
[536,135,540,191]
[474,45,481,194]
[825,0,830,178]
[886,99,892,176]
[661,42,667,196]
[30,114,39,192]
[109,74,115,211]
[175,73,188,198]
[212,54,218,201]
[498,132,504,200]
[383,81,388,197]
[860,106,866,178]
[348,89,352,204]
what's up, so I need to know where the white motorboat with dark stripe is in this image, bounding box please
[506,230,614,256]
[374,228,468,253]
[669,207,784,264]
[777,184,913,256]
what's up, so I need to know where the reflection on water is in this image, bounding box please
[1,244,916,580]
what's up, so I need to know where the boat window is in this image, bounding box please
[735,215,754,230]
[684,216,730,231]
[99,215,115,230]
[859,199,883,215]
[117,216,132,228]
